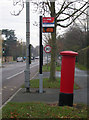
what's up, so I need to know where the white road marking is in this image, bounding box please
[0,71,39,109]
[0,88,22,110]
[6,63,39,80]
[6,70,24,80]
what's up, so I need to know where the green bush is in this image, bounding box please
[78,46,89,69]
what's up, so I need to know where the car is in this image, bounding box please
[35,56,39,59]
[17,57,23,62]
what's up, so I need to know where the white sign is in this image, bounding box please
[44,45,51,53]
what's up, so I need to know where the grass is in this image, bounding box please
[2,102,88,119]
[29,78,79,90]
[76,63,88,71]
[30,78,60,88]
[43,63,61,72]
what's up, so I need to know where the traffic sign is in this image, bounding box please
[44,45,51,53]
[42,17,55,33]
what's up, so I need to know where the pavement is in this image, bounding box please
[9,68,89,105]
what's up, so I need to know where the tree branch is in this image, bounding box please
[56,1,74,18]
[57,7,87,28]
[56,0,66,18]
[57,2,88,22]
[45,1,51,11]
[13,0,21,6]
[11,0,24,16]
[67,6,88,16]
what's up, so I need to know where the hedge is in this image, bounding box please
[78,46,89,69]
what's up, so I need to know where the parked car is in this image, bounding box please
[17,57,23,62]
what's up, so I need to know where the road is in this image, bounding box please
[1,60,39,105]
[1,60,88,106]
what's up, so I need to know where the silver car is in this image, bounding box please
[17,57,23,62]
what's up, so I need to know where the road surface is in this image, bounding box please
[1,60,39,104]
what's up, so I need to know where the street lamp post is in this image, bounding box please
[24,1,30,92]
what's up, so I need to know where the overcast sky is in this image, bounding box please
[1,0,85,47]
[0,0,40,47]
[0,0,66,48]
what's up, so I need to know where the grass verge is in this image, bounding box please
[29,78,79,90]
[43,63,61,72]
[76,63,88,71]
[2,102,88,119]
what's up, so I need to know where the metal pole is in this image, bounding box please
[47,53,48,70]
[39,16,42,74]
[39,16,43,93]
[24,1,30,92]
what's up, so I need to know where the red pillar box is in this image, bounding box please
[59,51,78,106]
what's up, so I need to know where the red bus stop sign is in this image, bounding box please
[42,17,55,33]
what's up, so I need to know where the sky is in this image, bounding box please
[0,0,87,47]
[0,0,66,47]
[0,0,39,47]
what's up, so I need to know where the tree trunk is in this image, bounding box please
[49,2,57,81]
[49,30,57,81]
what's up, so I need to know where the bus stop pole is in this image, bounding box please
[39,16,43,93]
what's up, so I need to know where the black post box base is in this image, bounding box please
[59,92,73,107]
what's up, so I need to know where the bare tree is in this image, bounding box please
[11,0,24,16]
[12,0,88,81]
[33,0,88,81]
[43,33,51,45]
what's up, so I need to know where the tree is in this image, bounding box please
[56,35,64,54]
[12,0,88,81]
[43,34,52,46]
[2,29,26,60]
[62,25,86,51]
[2,29,17,59]
[33,0,88,81]
[11,0,24,16]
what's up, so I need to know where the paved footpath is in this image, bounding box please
[9,68,88,105]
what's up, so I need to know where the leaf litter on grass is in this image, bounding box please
[2,102,88,119]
